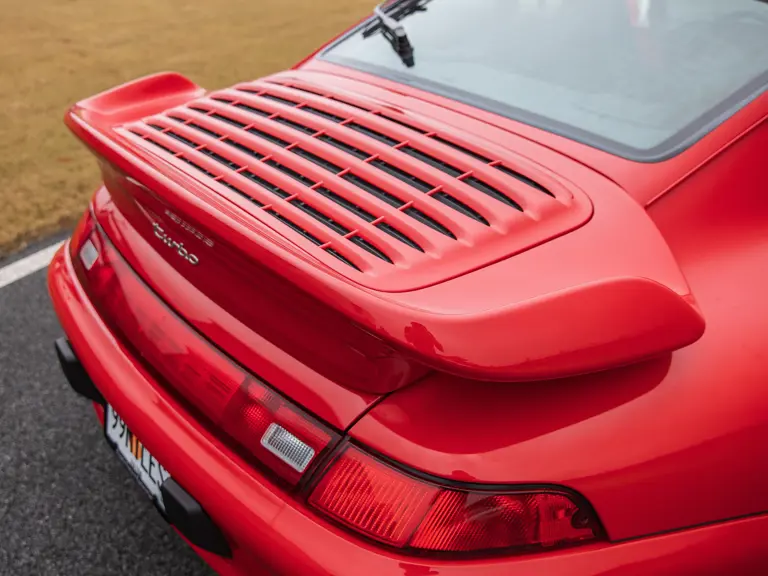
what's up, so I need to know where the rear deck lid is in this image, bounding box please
[118,76,593,292]
[66,70,704,393]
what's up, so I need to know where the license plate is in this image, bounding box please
[105,404,171,512]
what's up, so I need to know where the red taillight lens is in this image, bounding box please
[310,446,598,554]
[309,447,437,546]
[410,490,592,552]
[71,218,337,485]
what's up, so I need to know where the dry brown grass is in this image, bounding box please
[0,0,371,256]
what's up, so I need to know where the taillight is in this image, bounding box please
[309,446,599,555]
[70,214,338,485]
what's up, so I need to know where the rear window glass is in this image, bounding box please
[322,0,768,160]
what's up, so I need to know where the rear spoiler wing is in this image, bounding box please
[67,72,705,383]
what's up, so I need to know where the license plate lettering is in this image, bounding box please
[105,404,171,511]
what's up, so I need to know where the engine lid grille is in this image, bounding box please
[118,75,592,292]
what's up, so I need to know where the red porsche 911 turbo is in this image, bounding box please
[48,0,768,574]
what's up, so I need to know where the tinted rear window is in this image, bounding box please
[323,0,768,160]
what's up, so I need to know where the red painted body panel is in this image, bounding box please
[50,245,768,575]
[348,101,768,541]
[48,10,768,575]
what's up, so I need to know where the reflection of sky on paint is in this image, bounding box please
[327,0,768,151]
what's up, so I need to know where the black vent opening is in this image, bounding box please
[346,122,400,146]
[400,146,463,178]
[292,147,343,174]
[241,170,291,199]
[290,199,350,236]
[404,207,456,239]
[219,179,265,207]
[234,102,271,117]
[342,173,405,208]
[370,159,433,193]
[258,93,299,107]
[430,135,492,164]
[264,160,317,187]
[350,237,393,264]
[199,148,241,171]
[463,177,523,211]
[209,112,247,129]
[247,127,290,148]
[316,135,371,160]
[170,118,223,140]
[494,164,555,197]
[141,137,175,155]
[266,210,323,245]
[164,131,199,149]
[376,222,423,252]
[325,247,361,271]
[178,157,216,178]
[301,106,345,123]
[273,116,317,135]
[433,192,489,226]
[316,187,376,223]
[221,138,265,160]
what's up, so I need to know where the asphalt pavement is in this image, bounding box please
[0,238,214,575]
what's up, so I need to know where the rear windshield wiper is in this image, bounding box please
[362,1,430,68]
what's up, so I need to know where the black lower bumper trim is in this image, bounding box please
[54,339,230,557]
[162,478,232,557]
[55,337,104,404]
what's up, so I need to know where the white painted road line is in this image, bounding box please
[0,241,65,290]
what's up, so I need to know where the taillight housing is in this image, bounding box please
[70,212,338,486]
[309,446,600,555]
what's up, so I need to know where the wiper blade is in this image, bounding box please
[363,1,429,68]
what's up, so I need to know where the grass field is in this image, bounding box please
[0,0,371,256]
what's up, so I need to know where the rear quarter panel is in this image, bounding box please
[349,117,768,541]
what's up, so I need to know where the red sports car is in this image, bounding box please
[49,1,768,574]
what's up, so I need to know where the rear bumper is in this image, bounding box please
[49,241,768,576]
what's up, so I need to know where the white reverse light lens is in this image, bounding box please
[79,238,99,271]
[260,423,316,473]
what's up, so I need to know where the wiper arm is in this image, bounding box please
[363,1,429,68]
